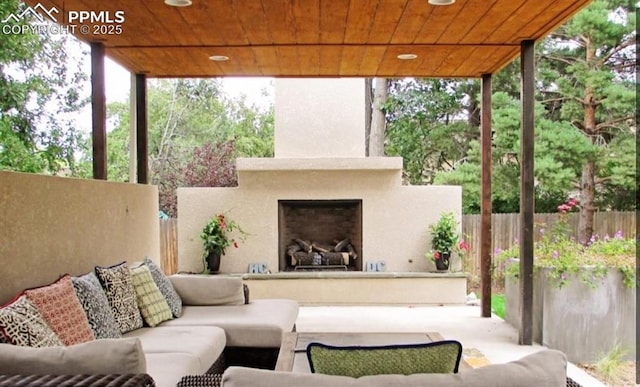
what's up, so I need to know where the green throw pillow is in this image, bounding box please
[306,340,462,378]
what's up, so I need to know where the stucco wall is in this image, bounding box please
[275,78,365,158]
[177,165,462,274]
[0,171,160,304]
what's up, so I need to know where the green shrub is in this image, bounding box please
[493,200,636,289]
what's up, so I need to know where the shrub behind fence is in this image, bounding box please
[461,211,636,279]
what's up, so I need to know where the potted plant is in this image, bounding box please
[200,213,246,273]
[428,212,459,271]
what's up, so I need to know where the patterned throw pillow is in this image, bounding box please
[0,295,63,347]
[95,262,143,334]
[72,273,122,339]
[143,257,182,317]
[130,265,173,327]
[25,275,95,346]
[306,340,463,377]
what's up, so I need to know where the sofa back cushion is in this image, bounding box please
[222,350,568,387]
[307,341,462,377]
[144,257,182,317]
[130,264,173,327]
[95,262,143,334]
[24,275,95,346]
[169,275,244,306]
[0,295,63,347]
[0,337,147,374]
[72,272,122,339]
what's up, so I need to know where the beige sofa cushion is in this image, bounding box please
[145,352,201,387]
[124,326,226,373]
[222,349,567,387]
[169,274,244,306]
[162,299,299,347]
[0,337,146,375]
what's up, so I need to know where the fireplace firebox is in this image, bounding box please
[278,200,363,271]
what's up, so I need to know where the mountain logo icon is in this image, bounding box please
[2,3,59,24]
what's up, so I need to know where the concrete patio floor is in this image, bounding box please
[295,305,606,386]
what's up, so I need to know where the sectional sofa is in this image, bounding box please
[0,259,299,387]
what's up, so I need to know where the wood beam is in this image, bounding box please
[129,73,137,183]
[519,40,535,345]
[135,74,148,184]
[480,73,492,318]
[90,42,107,180]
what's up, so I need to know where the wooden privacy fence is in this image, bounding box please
[160,212,635,278]
[160,218,178,275]
[461,211,636,279]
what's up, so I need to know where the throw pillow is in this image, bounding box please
[306,340,463,378]
[24,275,95,346]
[95,262,143,334]
[130,264,173,327]
[72,273,122,339]
[143,257,182,317]
[0,295,63,347]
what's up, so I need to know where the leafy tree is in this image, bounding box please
[385,78,478,184]
[435,92,597,214]
[159,141,238,217]
[0,0,88,174]
[80,78,274,216]
[538,0,636,243]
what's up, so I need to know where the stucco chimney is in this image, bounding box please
[274,78,365,158]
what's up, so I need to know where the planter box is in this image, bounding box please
[505,263,636,363]
[504,259,544,344]
[542,268,636,363]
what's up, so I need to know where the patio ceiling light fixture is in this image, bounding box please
[428,0,455,5]
[397,54,418,60]
[164,0,192,7]
[209,55,230,61]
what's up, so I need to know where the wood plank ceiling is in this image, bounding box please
[26,0,591,78]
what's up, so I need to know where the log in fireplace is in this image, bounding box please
[278,200,363,271]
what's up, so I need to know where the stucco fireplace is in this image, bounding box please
[177,78,462,274]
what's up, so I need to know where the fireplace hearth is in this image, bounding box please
[278,200,362,271]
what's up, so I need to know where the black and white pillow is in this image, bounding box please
[0,295,63,347]
[144,257,182,317]
[95,262,143,334]
[72,273,122,339]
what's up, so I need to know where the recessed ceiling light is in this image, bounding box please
[164,0,192,7]
[209,55,230,62]
[397,54,418,60]
[428,0,455,5]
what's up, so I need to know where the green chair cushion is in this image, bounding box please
[306,340,463,378]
